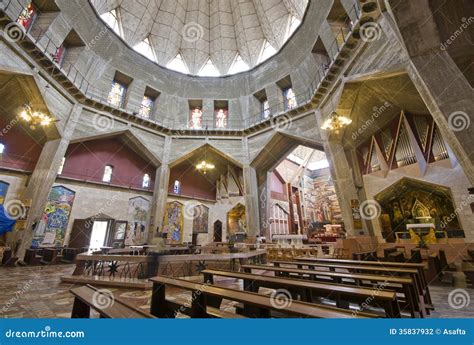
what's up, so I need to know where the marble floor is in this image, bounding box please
[0,264,472,318]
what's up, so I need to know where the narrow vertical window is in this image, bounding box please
[17,2,37,31]
[107,81,126,108]
[142,173,150,188]
[262,100,271,119]
[103,165,113,182]
[173,180,181,194]
[0,143,5,154]
[139,95,154,118]
[58,157,65,174]
[283,87,297,110]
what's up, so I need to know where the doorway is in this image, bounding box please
[89,220,109,249]
[213,220,222,242]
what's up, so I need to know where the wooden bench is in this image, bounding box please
[202,269,399,317]
[1,248,17,266]
[24,248,42,265]
[293,257,432,307]
[70,284,154,318]
[150,275,374,318]
[241,264,423,318]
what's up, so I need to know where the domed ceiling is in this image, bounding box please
[90,0,309,76]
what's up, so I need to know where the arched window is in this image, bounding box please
[103,165,113,183]
[142,174,150,188]
[0,143,5,154]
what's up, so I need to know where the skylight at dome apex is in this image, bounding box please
[91,0,308,77]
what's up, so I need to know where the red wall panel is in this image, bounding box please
[61,137,155,190]
[0,118,43,171]
[168,162,216,200]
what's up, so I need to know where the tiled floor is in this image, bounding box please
[0,264,472,318]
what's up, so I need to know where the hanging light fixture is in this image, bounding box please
[321,111,352,133]
[19,103,56,130]
[196,148,215,174]
[196,160,215,174]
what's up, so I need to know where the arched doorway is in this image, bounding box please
[213,220,222,242]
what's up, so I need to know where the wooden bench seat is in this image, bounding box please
[295,256,431,302]
[286,258,433,309]
[202,269,400,317]
[241,264,423,318]
[206,306,247,318]
[70,284,154,318]
[150,275,375,318]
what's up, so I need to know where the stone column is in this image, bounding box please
[243,165,260,238]
[257,171,272,240]
[148,136,171,241]
[16,103,82,260]
[323,139,362,237]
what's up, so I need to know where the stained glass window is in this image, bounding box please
[142,174,150,188]
[262,100,271,119]
[173,180,181,194]
[283,87,297,110]
[215,108,228,129]
[103,165,113,183]
[107,81,126,108]
[189,107,203,129]
[139,95,154,118]
[17,2,37,31]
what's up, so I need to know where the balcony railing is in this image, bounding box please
[1,0,362,132]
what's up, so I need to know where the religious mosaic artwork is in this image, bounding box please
[227,203,246,235]
[304,175,342,225]
[163,201,184,244]
[192,204,209,234]
[189,107,203,129]
[376,178,464,240]
[215,109,228,129]
[17,2,37,31]
[127,197,150,244]
[107,81,127,108]
[0,181,9,205]
[33,186,76,246]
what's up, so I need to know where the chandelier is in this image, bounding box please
[196,160,215,174]
[19,103,56,129]
[321,111,352,133]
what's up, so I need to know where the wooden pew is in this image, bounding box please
[24,248,42,265]
[241,264,423,318]
[202,269,400,317]
[150,275,375,318]
[293,257,432,307]
[1,248,17,266]
[70,284,154,318]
